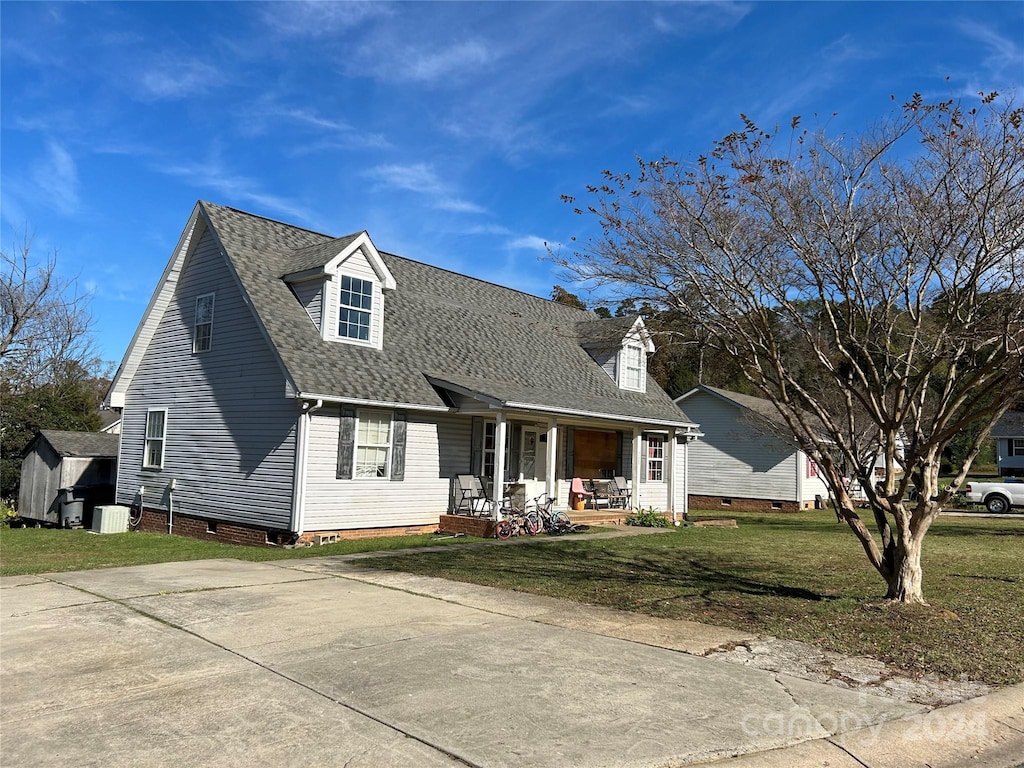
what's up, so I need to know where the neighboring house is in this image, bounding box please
[674,385,830,511]
[993,410,1024,477]
[104,202,699,545]
[18,430,119,526]
[99,410,122,434]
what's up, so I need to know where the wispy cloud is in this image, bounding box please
[507,235,549,252]
[246,104,392,151]
[260,1,392,37]
[156,154,312,224]
[955,20,1024,86]
[31,141,80,216]
[359,40,497,84]
[134,55,225,100]
[363,163,487,214]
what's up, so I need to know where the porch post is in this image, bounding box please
[546,418,558,503]
[492,412,507,518]
[632,426,642,509]
[666,427,677,520]
[682,434,691,521]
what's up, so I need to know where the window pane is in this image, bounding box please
[147,411,165,438]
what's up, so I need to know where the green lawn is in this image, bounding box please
[352,510,1024,686]
[0,527,483,576]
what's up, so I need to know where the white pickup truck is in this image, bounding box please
[963,481,1024,514]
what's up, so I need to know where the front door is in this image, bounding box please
[521,428,546,499]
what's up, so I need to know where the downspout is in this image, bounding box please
[291,399,323,537]
[682,434,692,523]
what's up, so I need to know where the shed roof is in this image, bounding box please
[33,430,119,458]
[200,202,695,428]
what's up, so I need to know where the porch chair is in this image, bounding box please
[569,477,595,510]
[613,476,632,509]
[454,475,492,516]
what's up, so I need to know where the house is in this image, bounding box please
[674,385,830,511]
[99,410,122,434]
[18,430,119,526]
[104,202,700,545]
[993,410,1024,477]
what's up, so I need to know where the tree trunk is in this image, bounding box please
[885,534,926,604]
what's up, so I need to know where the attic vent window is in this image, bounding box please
[339,276,372,341]
[193,293,214,353]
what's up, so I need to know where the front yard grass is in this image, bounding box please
[355,510,1024,686]
[0,527,484,576]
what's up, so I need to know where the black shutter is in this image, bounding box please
[470,417,483,474]
[337,408,356,479]
[390,411,407,481]
[564,427,575,478]
[639,433,648,483]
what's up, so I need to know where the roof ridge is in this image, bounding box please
[199,200,593,318]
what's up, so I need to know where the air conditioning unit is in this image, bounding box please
[92,505,130,534]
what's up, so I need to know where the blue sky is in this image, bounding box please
[3,1,1022,366]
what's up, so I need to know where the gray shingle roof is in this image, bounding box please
[201,202,694,427]
[993,410,1024,437]
[37,430,119,458]
[575,315,638,347]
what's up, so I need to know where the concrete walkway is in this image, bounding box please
[2,555,1022,768]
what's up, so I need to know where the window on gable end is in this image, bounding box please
[339,275,373,342]
[193,293,215,353]
[144,409,167,469]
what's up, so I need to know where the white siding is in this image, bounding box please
[588,348,617,382]
[636,480,668,511]
[303,408,470,530]
[684,392,805,502]
[292,279,324,330]
[116,224,298,529]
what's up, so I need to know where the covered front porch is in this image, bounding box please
[440,401,699,526]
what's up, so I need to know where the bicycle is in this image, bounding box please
[495,493,541,539]
[528,493,575,535]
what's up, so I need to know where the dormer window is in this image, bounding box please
[284,231,395,351]
[623,345,643,390]
[339,276,373,341]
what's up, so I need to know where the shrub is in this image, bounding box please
[1,499,19,528]
[625,508,670,527]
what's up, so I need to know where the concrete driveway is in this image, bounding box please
[2,556,1022,767]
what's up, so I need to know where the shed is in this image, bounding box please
[18,430,119,526]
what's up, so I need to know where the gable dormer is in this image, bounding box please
[577,315,655,393]
[284,231,396,350]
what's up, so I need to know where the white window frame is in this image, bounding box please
[620,344,644,392]
[193,293,215,353]
[1011,438,1024,456]
[354,410,392,479]
[338,275,374,343]
[143,408,167,469]
[646,435,664,481]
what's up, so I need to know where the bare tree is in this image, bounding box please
[1,230,96,393]
[558,94,1024,603]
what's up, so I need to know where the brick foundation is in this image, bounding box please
[296,523,438,544]
[135,506,439,548]
[688,495,810,513]
[136,508,279,546]
[437,514,496,538]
